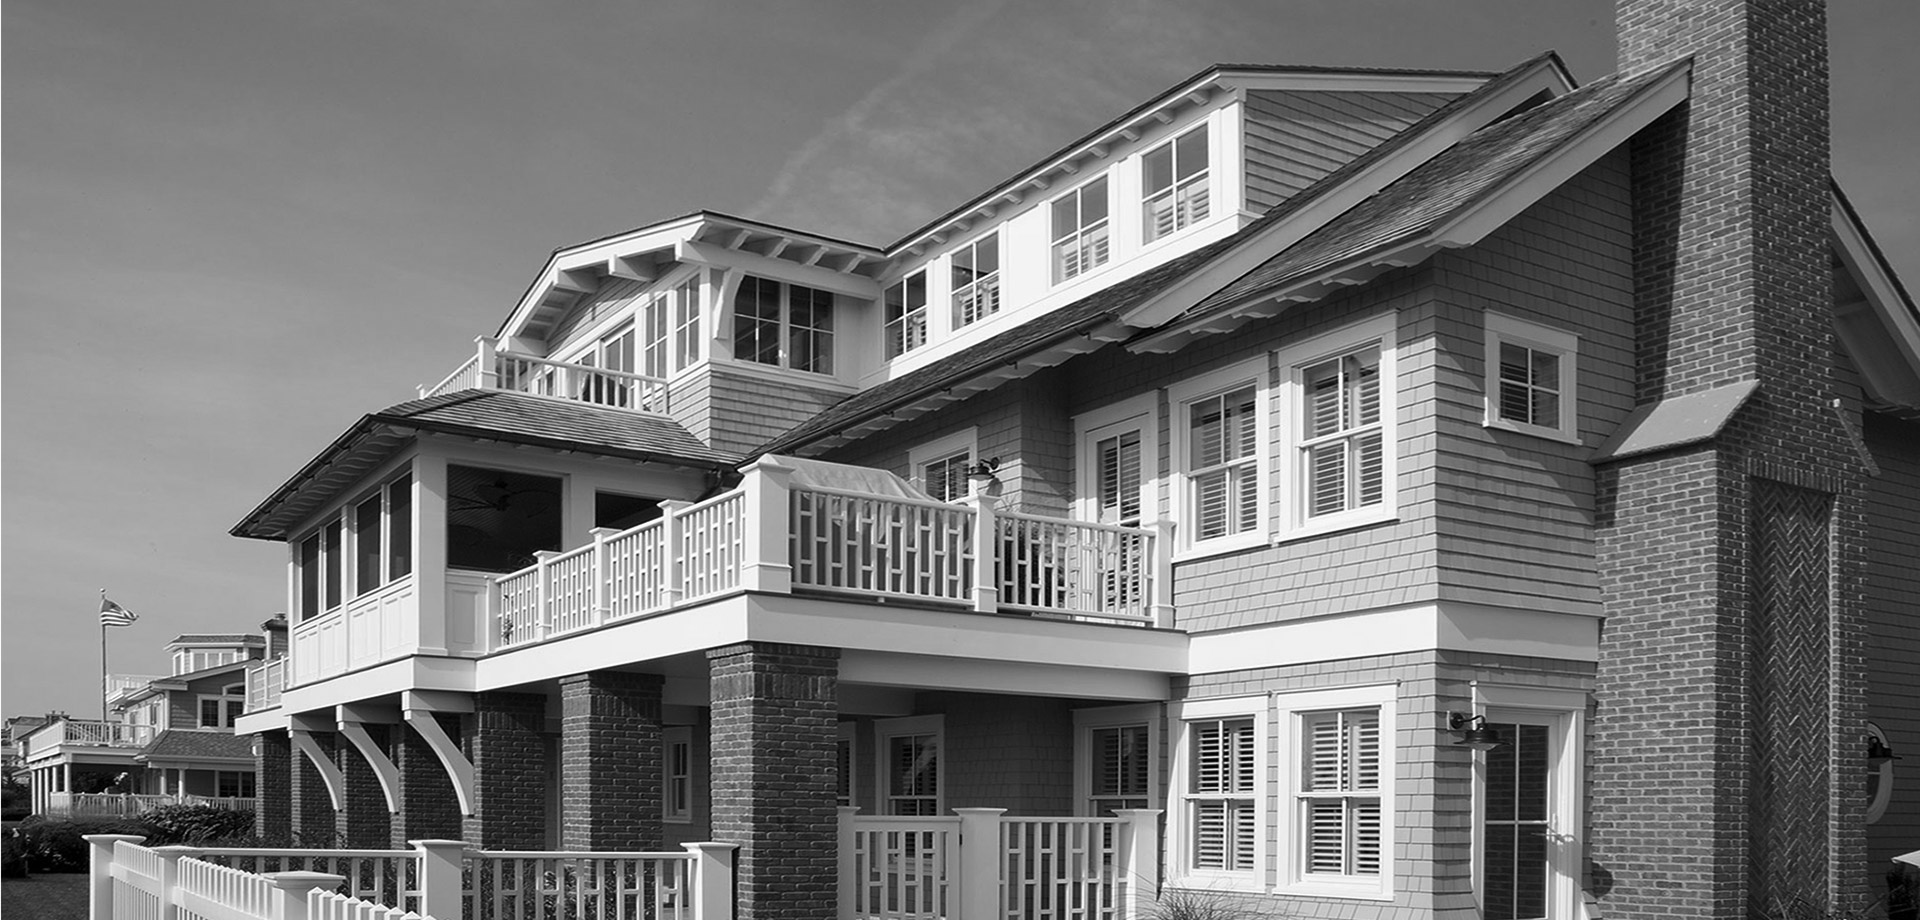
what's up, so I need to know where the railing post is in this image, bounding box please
[683,842,737,920]
[590,527,619,628]
[264,872,345,920]
[411,839,467,920]
[954,807,1007,920]
[1114,809,1163,920]
[660,500,691,606]
[1149,520,1176,629]
[474,335,499,389]
[83,834,145,920]
[532,550,559,640]
[967,494,999,613]
[739,457,793,594]
[836,806,859,919]
[152,845,197,920]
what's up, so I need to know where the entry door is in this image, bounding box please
[1480,709,1576,920]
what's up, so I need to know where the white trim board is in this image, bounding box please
[1185,602,1600,674]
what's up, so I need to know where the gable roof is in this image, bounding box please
[137,730,256,764]
[233,390,741,540]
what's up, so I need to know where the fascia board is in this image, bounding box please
[1118,57,1570,330]
[1218,71,1496,95]
[1830,193,1920,406]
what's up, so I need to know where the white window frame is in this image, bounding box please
[885,268,931,359]
[1275,683,1398,901]
[950,231,1002,329]
[907,428,978,503]
[875,714,944,817]
[1169,356,1271,559]
[1074,394,1160,528]
[663,726,693,824]
[1277,314,1399,542]
[197,685,246,729]
[1168,695,1269,892]
[1468,683,1587,920]
[1141,123,1213,246]
[1483,312,1580,443]
[731,275,835,375]
[1073,703,1160,817]
[673,273,704,373]
[1050,174,1112,286]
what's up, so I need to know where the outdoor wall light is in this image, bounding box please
[966,457,1002,480]
[1867,735,1902,766]
[1448,712,1508,751]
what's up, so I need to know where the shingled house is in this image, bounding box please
[230,0,1919,917]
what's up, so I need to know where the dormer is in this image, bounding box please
[166,634,265,676]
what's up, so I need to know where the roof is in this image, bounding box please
[233,390,743,540]
[137,730,256,763]
[167,634,265,647]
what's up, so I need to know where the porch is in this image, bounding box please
[44,791,257,818]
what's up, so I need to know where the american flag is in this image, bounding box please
[99,595,138,628]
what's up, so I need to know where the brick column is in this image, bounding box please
[336,725,392,848]
[392,715,463,848]
[464,691,548,848]
[708,643,839,920]
[559,671,663,850]
[290,732,337,845]
[254,731,292,840]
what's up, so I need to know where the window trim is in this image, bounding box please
[950,230,1002,330]
[1274,683,1398,901]
[1072,703,1160,817]
[196,687,246,730]
[1482,312,1580,444]
[885,268,931,359]
[1074,394,1160,528]
[1168,695,1269,892]
[663,726,693,824]
[1168,356,1272,560]
[1049,173,1113,286]
[874,714,944,817]
[906,429,978,503]
[1141,123,1214,247]
[1276,314,1399,542]
[731,274,836,376]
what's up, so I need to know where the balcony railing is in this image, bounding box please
[489,458,1172,653]
[245,658,288,713]
[46,792,256,818]
[25,720,155,757]
[419,336,670,413]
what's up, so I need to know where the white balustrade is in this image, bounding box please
[678,491,746,601]
[494,353,670,414]
[790,487,976,603]
[603,520,670,620]
[32,719,155,754]
[417,353,481,401]
[247,658,289,712]
[463,851,693,920]
[839,814,960,920]
[996,513,1156,623]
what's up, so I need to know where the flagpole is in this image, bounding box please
[100,588,110,725]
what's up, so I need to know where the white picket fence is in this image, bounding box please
[86,836,736,920]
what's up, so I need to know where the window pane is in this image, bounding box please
[1081,178,1108,226]
[323,521,342,609]
[388,475,412,579]
[1176,128,1208,180]
[355,496,382,594]
[1144,144,1174,194]
[1052,195,1078,243]
[200,699,221,728]
[974,233,998,276]
[298,535,320,621]
[733,276,781,366]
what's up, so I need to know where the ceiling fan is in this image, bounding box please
[448,479,558,517]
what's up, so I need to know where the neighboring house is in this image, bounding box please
[229,1,1918,918]
[22,629,277,816]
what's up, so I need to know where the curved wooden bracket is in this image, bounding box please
[335,720,400,814]
[402,691,475,816]
[288,729,345,811]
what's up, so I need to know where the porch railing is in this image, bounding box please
[247,657,289,712]
[418,336,670,414]
[25,719,155,756]
[839,808,1162,920]
[489,457,1172,653]
[48,793,256,818]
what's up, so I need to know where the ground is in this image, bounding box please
[1,872,88,920]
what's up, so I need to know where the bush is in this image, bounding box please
[3,827,29,878]
[15,815,148,873]
[139,805,255,846]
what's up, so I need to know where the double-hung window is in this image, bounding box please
[1051,176,1110,284]
[199,685,246,729]
[1280,315,1397,539]
[1277,684,1396,899]
[951,232,1001,328]
[732,275,835,374]
[663,727,692,823]
[674,275,703,370]
[1171,358,1268,556]
[1172,696,1266,888]
[1483,312,1578,442]
[1143,126,1210,243]
[909,429,976,503]
[1075,704,1158,817]
[876,716,943,816]
[885,269,930,358]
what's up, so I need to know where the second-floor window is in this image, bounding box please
[951,232,1001,328]
[199,685,245,729]
[674,275,703,370]
[1052,175,1111,284]
[885,270,929,359]
[1301,348,1384,518]
[733,275,834,374]
[1143,126,1210,243]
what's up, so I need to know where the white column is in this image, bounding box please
[411,839,468,920]
[954,807,1008,920]
[968,493,999,613]
[589,527,619,628]
[1149,520,1177,628]
[152,845,198,920]
[83,834,146,920]
[660,500,691,607]
[1115,808,1163,919]
[836,806,860,919]
[474,335,500,389]
[740,457,793,594]
[683,842,737,920]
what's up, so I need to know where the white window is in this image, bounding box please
[951,232,1001,328]
[908,429,977,503]
[1143,125,1210,243]
[663,727,692,823]
[1075,394,1157,529]
[304,472,413,620]
[1170,696,1267,890]
[1276,684,1396,900]
[1051,175,1111,284]
[198,685,246,729]
[1483,313,1578,442]
[674,275,703,371]
[732,275,834,374]
[876,715,943,816]
[1279,315,1398,540]
[885,269,930,358]
[1074,704,1158,817]
[1170,357,1270,557]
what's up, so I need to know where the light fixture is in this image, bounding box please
[1868,735,1902,767]
[965,457,1002,480]
[1449,712,1508,751]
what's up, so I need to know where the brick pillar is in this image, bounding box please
[708,643,839,920]
[392,715,462,848]
[559,671,663,850]
[289,732,337,846]
[336,725,392,848]
[254,730,292,840]
[463,691,548,848]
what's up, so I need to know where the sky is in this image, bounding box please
[4,0,1916,719]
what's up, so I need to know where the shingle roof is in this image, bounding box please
[168,634,264,646]
[138,730,256,763]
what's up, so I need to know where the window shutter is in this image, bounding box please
[1306,800,1346,873]
[1352,801,1383,875]
[1194,801,1226,868]
[1230,800,1256,870]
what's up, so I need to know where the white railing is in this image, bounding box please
[26,719,155,756]
[49,793,256,818]
[487,458,1172,657]
[417,336,673,414]
[89,836,732,920]
[418,353,482,401]
[839,808,1161,920]
[248,658,289,711]
[288,576,417,688]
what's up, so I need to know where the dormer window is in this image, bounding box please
[885,269,930,358]
[733,276,835,374]
[1143,126,1209,243]
[951,232,1001,328]
[1051,176,1111,284]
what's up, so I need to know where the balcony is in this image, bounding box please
[419,337,670,413]
[25,720,156,758]
[245,658,287,712]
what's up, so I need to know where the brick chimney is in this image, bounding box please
[1592,0,1868,917]
[261,614,289,660]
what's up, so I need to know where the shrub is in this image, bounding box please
[15,815,148,873]
[2,827,29,878]
[139,804,256,846]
